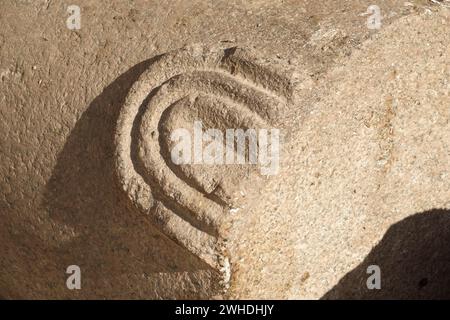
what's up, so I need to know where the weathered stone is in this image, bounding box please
[1,0,449,299]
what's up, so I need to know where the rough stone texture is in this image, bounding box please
[1,0,449,299]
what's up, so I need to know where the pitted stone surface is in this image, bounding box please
[1,0,449,299]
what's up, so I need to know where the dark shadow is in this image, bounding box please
[322,208,450,299]
[42,57,220,298]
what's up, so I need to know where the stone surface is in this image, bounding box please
[0,0,449,299]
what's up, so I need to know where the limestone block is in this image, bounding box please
[0,0,449,299]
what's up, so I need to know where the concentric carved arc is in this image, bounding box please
[115,45,292,271]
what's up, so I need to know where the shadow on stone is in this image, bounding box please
[43,57,220,298]
[322,208,450,299]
